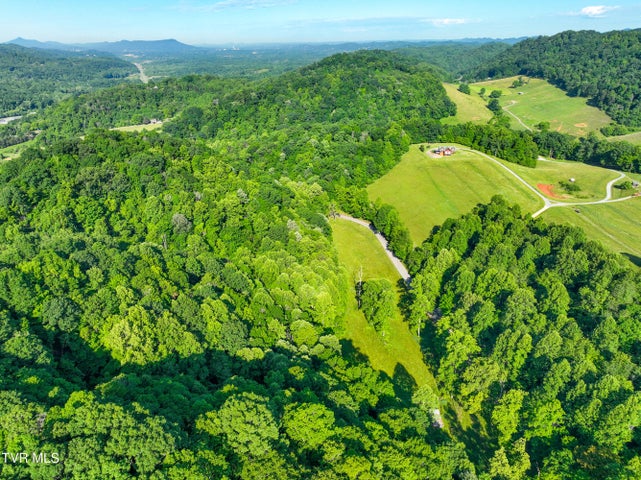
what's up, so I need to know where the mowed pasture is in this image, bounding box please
[609,131,641,146]
[541,200,641,263]
[330,217,438,391]
[507,157,622,202]
[471,77,611,135]
[441,83,493,125]
[112,122,164,133]
[368,144,541,244]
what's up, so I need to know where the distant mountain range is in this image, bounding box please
[7,37,201,57]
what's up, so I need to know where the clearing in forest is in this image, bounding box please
[543,200,641,262]
[470,77,611,135]
[330,217,438,392]
[441,83,493,125]
[368,144,541,244]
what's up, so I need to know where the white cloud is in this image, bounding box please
[577,5,619,17]
[427,18,467,27]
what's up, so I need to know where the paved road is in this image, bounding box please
[336,214,411,281]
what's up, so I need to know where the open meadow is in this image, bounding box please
[368,144,541,244]
[471,77,612,135]
[609,131,641,146]
[330,217,437,391]
[369,144,641,266]
[441,83,493,125]
[541,200,641,263]
[506,157,622,202]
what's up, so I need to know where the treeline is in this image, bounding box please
[396,41,511,81]
[533,130,641,172]
[467,29,641,126]
[406,120,539,167]
[408,196,641,479]
[0,44,137,116]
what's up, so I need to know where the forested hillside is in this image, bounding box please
[408,197,641,478]
[1,48,640,479]
[0,44,137,116]
[467,29,641,126]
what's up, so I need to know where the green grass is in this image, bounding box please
[112,122,164,133]
[541,199,641,263]
[0,139,36,162]
[331,211,487,446]
[442,83,493,125]
[505,157,621,202]
[368,144,542,244]
[471,77,612,135]
[609,131,641,146]
[331,218,437,391]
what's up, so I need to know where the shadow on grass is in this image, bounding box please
[622,252,641,267]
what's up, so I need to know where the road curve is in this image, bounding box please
[460,148,636,217]
[335,214,411,282]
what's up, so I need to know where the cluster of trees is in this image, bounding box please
[0,50,484,478]
[408,196,641,478]
[0,44,136,116]
[467,29,641,126]
[533,130,641,173]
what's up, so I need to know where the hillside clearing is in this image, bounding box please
[368,144,541,244]
[331,217,437,391]
[441,83,493,125]
[540,200,641,263]
[471,77,611,135]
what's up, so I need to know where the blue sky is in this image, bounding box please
[2,0,640,44]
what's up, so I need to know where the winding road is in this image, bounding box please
[336,214,411,281]
[459,148,634,218]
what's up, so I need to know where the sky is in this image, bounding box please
[1,0,640,45]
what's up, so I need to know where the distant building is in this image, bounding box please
[433,146,456,157]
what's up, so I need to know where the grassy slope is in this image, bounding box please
[507,158,622,202]
[441,83,493,125]
[471,77,611,135]
[541,200,641,262]
[368,144,541,244]
[369,144,641,267]
[609,131,641,146]
[112,123,164,133]
[0,139,36,162]
[330,217,437,391]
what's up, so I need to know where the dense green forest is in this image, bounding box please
[1,46,640,479]
[0,45,136,116]
[466,29,641,126]
[408,197,641,479]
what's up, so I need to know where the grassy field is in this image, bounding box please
[541,199,641,263]
[609,131,641,146]
[441,83,493,125]
[471,77,611,136]
[0,140,36,162]
[507,157,622,202]
[368,144,542,244]
[330,217,437,391]
[112,122,164,133]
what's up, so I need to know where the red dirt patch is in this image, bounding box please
[537,183,564,199]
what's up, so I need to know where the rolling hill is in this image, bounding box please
[466,29,641,126]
